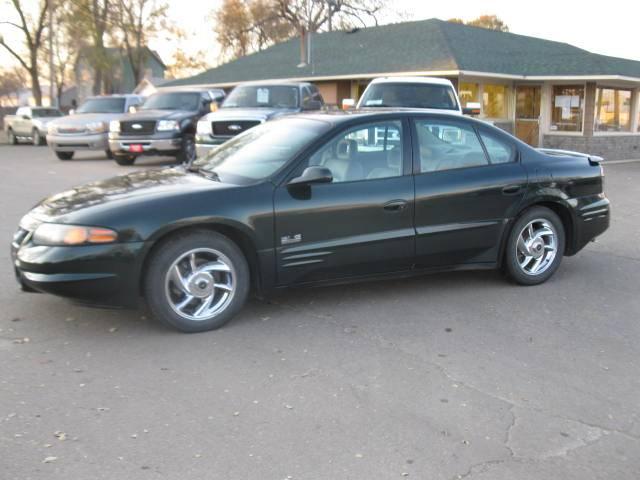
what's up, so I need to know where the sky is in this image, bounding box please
[2,0,639,76]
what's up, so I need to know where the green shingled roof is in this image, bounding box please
[165,18,640,87]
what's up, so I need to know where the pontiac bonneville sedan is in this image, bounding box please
[12,111,610,332]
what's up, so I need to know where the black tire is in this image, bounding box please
[504,206,565,286]
[105,149,114,159]
[176,134,196,164]
[143,230,250,333]
[55,151,74,160]
[114,154,136,166]
[32,129,44,146]
[7,129,17,145]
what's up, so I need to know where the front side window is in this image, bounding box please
[76,97,126,114]
[415,120,488,172]
[595,87,632,132]
[222,85,299,109]
[308,121,403,182]
[550,85,584,132]
[359,83,459,110]
[482,84,508,118]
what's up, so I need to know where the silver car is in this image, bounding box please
[47,95,144,160]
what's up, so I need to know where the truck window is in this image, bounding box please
[360,83,459,110]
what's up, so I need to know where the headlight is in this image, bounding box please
[86,121,107,133]
[157,120,180,132]
[196,120,212,135]
[33,223,118,246]
[109,120,120,132]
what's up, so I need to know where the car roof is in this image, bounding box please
[367,76,455,87]
[291,109,488,127]
[233,81,311,88]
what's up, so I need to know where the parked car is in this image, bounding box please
[343,76,471,114]
[11,111,609,333]
[108,89,225,166]
[47,94,144,160]
[5,106,63,145]
[195,81,324,156]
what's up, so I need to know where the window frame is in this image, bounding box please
[548,84,586,134]
[410,116,519,175]
[593,85,634,134]
[284,116,412,186]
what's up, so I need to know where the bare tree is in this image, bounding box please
[0,0,50,105]
[114,0,169,85]
[0,67,26,106]
[448,15,510,32]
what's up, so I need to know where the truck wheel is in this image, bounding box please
[32,129,44,146]
[7,129,18,145]
[176,134,196,164]
[105,149,114,159]
[114,154,136,166]
[55,151,74,160]
[504,206,565,285]
[144,230,250,333]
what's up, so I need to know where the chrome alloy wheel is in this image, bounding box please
[164,248,236,321]
[515,219,558,276]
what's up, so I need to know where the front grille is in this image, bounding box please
[212,120,261,136]
[120,120,156,135]
[57,126,87,135]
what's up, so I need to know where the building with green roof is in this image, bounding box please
[166,18,640,159]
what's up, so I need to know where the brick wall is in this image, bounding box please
[542,134,640,160]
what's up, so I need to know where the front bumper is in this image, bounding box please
[109,133,182,156]
[11,236,147,308]
[47,132,109,151]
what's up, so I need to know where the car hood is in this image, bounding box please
[204,107,297,122]
[49,112,124,126]
[23,167,234,224]
[122,109,196,121]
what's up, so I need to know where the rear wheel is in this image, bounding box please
[55,151,74,160]
[504,206,565,285]
[114,154,136,166]
[144,230,250,333]
[176,134,196,164]
[7,129,17,145]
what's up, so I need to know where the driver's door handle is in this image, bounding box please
[383,200,408,212]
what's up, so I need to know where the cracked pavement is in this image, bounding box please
[1,147,639,479]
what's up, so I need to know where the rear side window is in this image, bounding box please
[478,131,516,164]
[415,120,488,172]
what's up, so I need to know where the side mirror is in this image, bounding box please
[288,166,333,186]
[462,102,481,116]
[22,115,30,120]
[303,100,323,111]
[69,109,75,115]
[342,98,356,110]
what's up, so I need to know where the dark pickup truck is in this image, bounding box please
[108,89,225,165]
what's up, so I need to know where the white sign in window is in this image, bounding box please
[256,88,269,104]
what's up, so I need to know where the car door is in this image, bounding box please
[412,116,527,267]
[273,118,415,285]
[15,107,29,136]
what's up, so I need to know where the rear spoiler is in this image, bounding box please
[537,148,604,166]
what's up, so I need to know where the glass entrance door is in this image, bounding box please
[515,86,541,147]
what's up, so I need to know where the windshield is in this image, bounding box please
[76,97,126,114]
[141,92,201,111]
[192,119,328,184]
[359,83,459,110]
[32,108,62,118]
[223,85,299,109]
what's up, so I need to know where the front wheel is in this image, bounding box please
[7,129,17,145]
[504,206,565,285]
[33,129,44,145]
[144,230,250,333]
[55,151,74,160]
[114,154,136,166]
[176,134,196,164]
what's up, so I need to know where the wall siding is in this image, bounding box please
[542,135,640,160]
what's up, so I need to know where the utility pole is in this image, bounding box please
[48,0,56,107]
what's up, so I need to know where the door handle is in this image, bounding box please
[502,185,523,195]
[383,200,408,212]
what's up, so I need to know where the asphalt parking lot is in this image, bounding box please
[1,144,639,480]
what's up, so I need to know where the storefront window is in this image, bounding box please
[594,87,632,132]
[550,85,584,132]
[458,82,479,108]
[482,84,508,118]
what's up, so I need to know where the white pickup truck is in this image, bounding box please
[5,106,63,145]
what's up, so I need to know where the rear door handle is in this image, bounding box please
[502,185,523,195]
[383,200,408,212]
